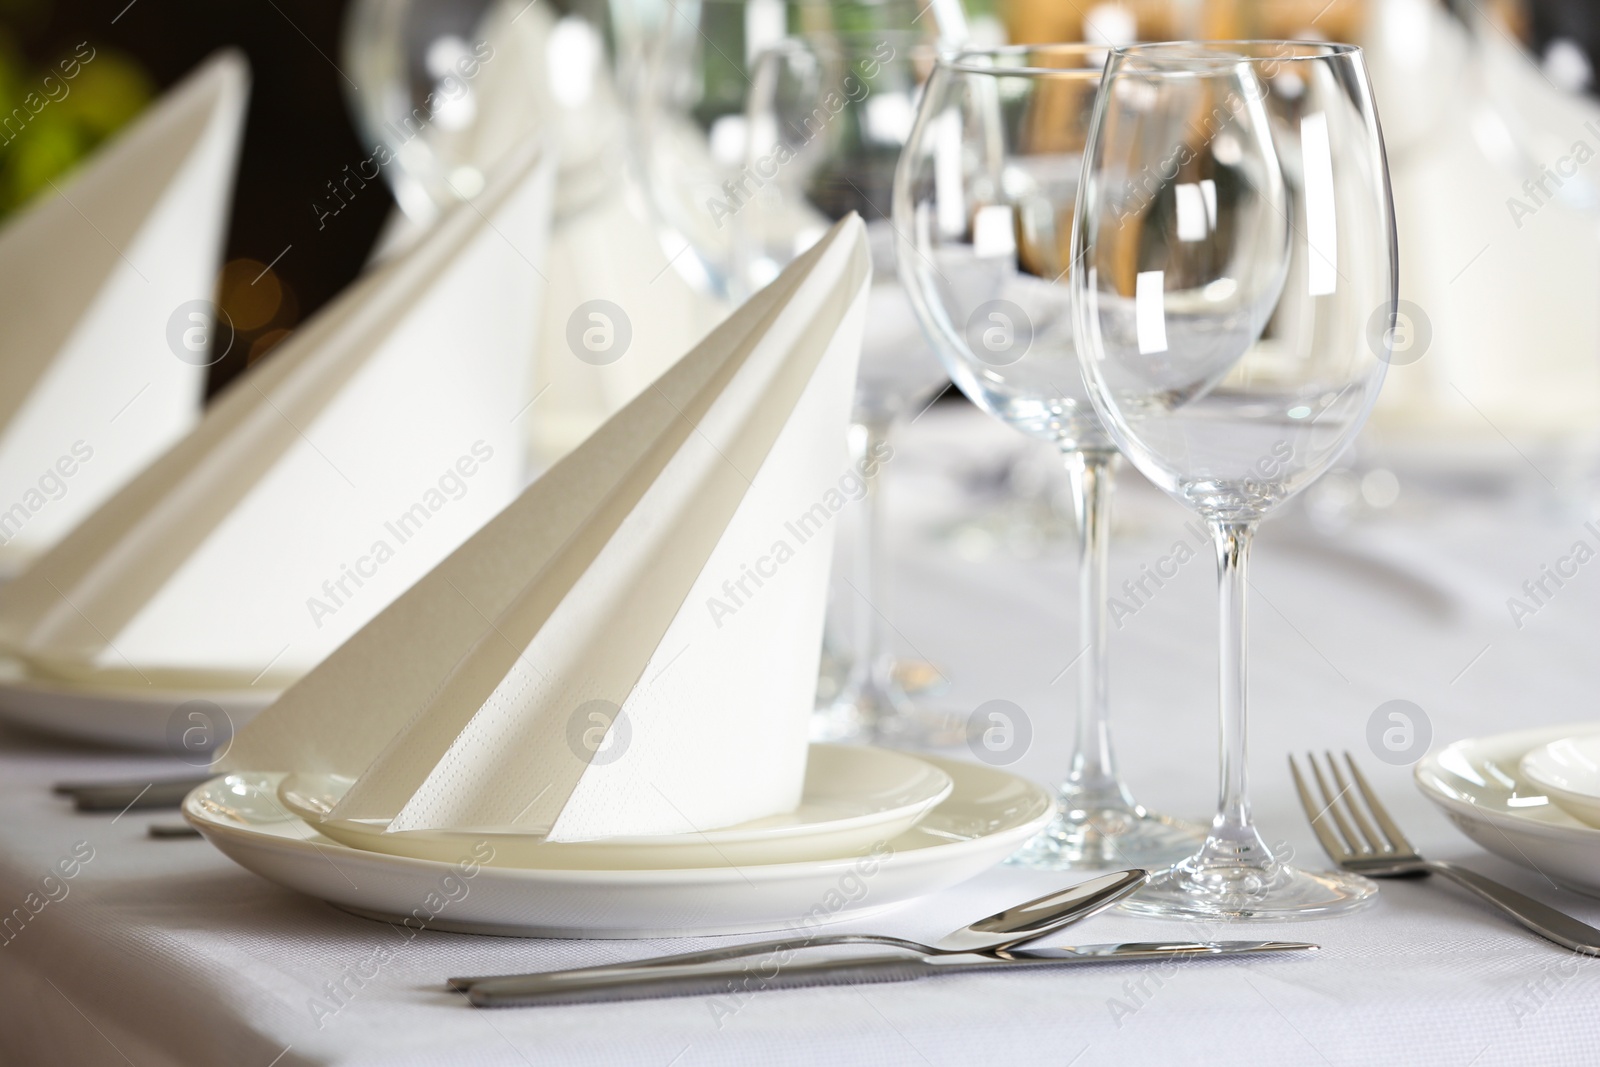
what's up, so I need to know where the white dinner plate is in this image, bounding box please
[1415,724,1600,896]
[1519,735,1600,828]
[185,754,1054,937]
[276,744,954,869]
[0,655,276,752]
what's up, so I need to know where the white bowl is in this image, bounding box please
[1519,734,1600,828]
[1415,725,1600,897]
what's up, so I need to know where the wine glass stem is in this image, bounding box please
[1064,449,1130,805]
[847,420,892,697]
[1211,518,1258,846]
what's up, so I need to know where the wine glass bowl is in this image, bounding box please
[1072,40,1395,919]
[1078,44,1392,523]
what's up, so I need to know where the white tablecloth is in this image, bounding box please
[4,406,1599,1067]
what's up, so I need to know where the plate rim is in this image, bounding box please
[1518,734,1600,800]
[1415,723,1600,841]
[277,742,956,848]
[0,652,282,705]
[186,753,1054,885]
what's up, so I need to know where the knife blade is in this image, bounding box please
[464,941,1317,1008]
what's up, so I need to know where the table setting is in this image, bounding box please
[6,0,1600,1064]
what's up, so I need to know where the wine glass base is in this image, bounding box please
[1118,862,1377,922]
[1006,809,1205,871]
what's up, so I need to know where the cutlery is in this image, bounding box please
[465,940,1318,1008]
[449,867,1148,991]
[54,775,211,812]
[1291,751,1600,954]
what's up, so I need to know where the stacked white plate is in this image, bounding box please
[0,656,274,752]
[1416,725,1600,897]
[184,744,1054,937]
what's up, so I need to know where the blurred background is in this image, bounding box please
[1,0,1596,432]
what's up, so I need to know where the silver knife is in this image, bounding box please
[465,941,1317,1008]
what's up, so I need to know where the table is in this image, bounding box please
[4,406,1599,1067]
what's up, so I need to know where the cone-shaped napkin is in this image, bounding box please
[0,50,248,573]
[0,139,556,691]
[222,215,870,842]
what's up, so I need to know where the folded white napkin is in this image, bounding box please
[0,50,247,574]
[0,140,556,690]
[221,215,870,842]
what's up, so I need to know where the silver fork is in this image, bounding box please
[1290,751,1600,954]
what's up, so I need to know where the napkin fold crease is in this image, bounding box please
[0,138,555,690]
[222,215,871,842]
[0,50,248,571]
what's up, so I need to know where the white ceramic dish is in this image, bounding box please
[276,744,954,869]
[1519,735,1600,828]
[1415,724,1600,896]
[0,655,276,752]
[184,754,1054,937]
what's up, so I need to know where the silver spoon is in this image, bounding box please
[448,867,1148,991]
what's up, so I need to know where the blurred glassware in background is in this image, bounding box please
[1320,0,1600,509]
[737,25,960,746]
[895,43,1201,868]
[341,0,723,474]
[343,0,628,240]
[342,0,498,229]
[623,0,973,301]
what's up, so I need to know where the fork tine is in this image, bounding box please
[1343,752,1417,855]
[1307,752,1368,856]
[1324,750,1387,854]
[1289,753,1353,861]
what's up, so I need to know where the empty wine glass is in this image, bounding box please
[893,44,1202,868]
[1072,41,1394,919]
[740,30,955,744]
